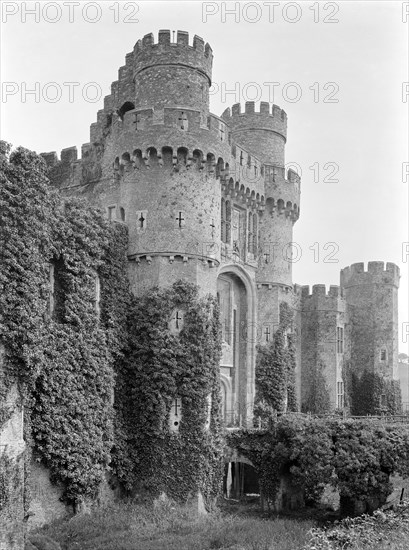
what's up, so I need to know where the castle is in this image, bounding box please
[0,30,403,548]
[40,29,400,419]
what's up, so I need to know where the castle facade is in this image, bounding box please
[41,29,400,419]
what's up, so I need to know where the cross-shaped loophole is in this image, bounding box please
[176,212,184,227]
[174,311,182,329]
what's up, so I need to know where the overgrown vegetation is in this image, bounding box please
[33,497,409,550]
[34,498,313,550]
[255,302,297,417]
[113,281,223,503]
[228,416,409,515]
[349,370,402,416]
[1,142,223,508]
[303,500,409,549]
[0,142,128,504]
[301,360,332,415]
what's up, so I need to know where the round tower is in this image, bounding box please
[133,30,213,120]
[93,31,233,298]
[222,101,287,167]
[221,102,300,328]
[340,261,400,380]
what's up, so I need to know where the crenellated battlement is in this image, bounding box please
[134,30,212,56]
[340,262,400,289]
[133,30,213,83]
[221,102,287,140]
[221,101,287,167]
[299,284,346,313]
[222,102,287,121]
[301,284,344,299]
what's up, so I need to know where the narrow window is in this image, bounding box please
[49,259,65,322]
[380,348,387,361]
[247,211,253,253]
[232,208,241,256]
[337,327,344,353]
[219,123,225,142]
[337,381,344,409]
[107,205,116,221]
[119,207,125,222]
[253,213,258,256]
[264,325,271,343]
[221,198,226,242]
[225,201,232,244]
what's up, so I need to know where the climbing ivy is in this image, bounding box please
[349,370,402,416]
[228,416,409,515]
[301,360,332,414]
[0,142,129,504]
[112,281,224,505]
[255,302,297,416]
[1,142,224,507]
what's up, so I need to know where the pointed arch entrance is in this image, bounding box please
[217,265,256,427]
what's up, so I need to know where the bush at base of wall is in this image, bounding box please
[228,416,409,515]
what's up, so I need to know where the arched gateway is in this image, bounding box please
[217,264,256,427]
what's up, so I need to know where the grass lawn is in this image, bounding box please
[34,499,313,550]
[32,492,409,550]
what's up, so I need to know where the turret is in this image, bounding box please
[299,285,346,410]
[221,101,287,166]
[340,262,400,381]
[220,102,301,290]
[133,30,213,119]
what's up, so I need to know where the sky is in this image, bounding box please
[1,0,408,352]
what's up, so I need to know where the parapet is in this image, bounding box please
[133,30,213,83]
[222,102,287,121]
[300,284,345,311]
[221,102,287,141]
[340,262,400,289]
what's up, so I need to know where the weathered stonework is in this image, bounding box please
[40,29,400,419]
[0,347,25,550]
[22,30,401,522]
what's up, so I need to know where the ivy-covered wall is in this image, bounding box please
[113,281,223,504]
[347,367,402,416]
[0,142,129,506]
[0,142,224,517]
